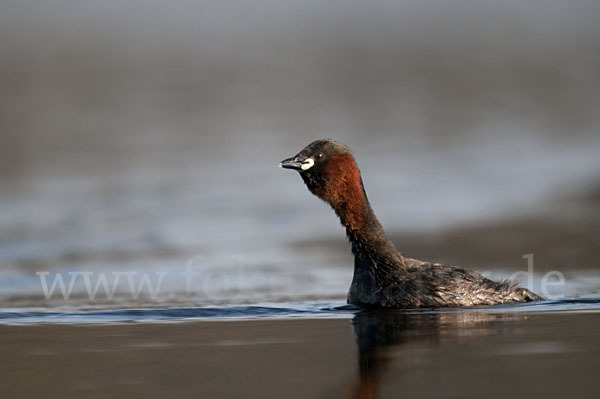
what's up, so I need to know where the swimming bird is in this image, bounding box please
[280,139,542,308]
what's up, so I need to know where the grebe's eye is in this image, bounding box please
[317,152,324,160]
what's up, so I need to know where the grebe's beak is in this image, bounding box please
[279,156,315,171]
[279,157,303,170]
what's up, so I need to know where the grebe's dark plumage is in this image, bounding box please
[280,139,542,308]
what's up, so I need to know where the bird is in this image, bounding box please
[280,139,542,308]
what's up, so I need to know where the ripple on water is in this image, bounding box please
[0,297,599,325]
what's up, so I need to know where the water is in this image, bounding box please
[1,298,599,325]
[1,299,599,398]
[0,301,352,325]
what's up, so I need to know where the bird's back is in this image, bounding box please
[375,260,542,308]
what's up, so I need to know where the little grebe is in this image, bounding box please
[280,139,542,308]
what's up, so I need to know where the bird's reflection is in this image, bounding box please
[347,310,521,399]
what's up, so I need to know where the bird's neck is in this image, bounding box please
[317,153,406,286]
[342,199,406,306]
[319,156,406,305]
[341,199,400,265]
[317,154,398,255]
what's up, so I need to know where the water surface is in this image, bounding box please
[1,298,599,398]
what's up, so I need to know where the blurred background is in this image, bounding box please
[1,0,599,307]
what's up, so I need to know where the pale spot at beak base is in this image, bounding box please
[301,158,315,171]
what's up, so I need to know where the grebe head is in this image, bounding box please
[279,139,352,171]
[280,139,367,230]
[280,139,354,190]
